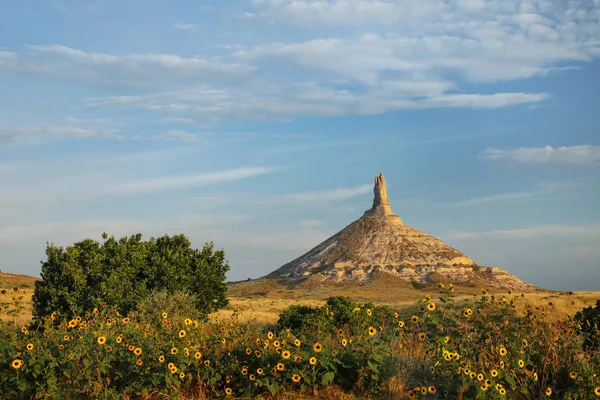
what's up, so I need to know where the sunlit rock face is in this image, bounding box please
[266,173,537,291]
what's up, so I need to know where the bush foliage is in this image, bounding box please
[575,299,600,351]
[32,233,230,322]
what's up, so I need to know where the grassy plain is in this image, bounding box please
[2,270,599,327]
[221,275,600,326]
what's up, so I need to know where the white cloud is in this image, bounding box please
[99,166,278,197]
[480,145,600,165]
[278,184,372,204]
[243,1,599,83]
[298,219,323,228]
[434,178,588,208]
[444,223,600,240]
[0,125,122,145]
[173,23,199,33]
[436,190,542,208]
[19,45,255,88]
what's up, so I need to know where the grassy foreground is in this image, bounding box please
[1,276,600,399]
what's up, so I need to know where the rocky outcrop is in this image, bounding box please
[362,173,403,225]
[266,173,538,291]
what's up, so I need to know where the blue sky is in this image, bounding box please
[1,0,599,290]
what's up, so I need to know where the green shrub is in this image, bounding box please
[575,299,600,351]
[32,233,230,322]
[136,289,202,322]
[277,304,325,334]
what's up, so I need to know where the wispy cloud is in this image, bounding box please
[173,23,199,33]
[99,166,278,197]
[277,184,372,204]
[298,219,323,228]
[443,223,600,240]
[435,190,543,208]
[480,145,600,165]
[0,125,122,145]
[435,178,590,208]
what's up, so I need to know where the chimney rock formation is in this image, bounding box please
[266,173,537,291]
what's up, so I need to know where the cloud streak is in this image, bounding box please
[99,166,278,197]
[480,145,600,165]
[277,184,372,204]
[443,223,600,240]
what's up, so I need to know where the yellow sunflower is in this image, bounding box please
[204,359,210,366]
[427,302,436,311]
[246,347,252,355]
[546,388,552,396]
[273,340,280,347]
[11,359,23,369]
[225,388,232,395]
[97,336,106,345]
[171,347,178,355]
[276,363,284,371]
[368,327,377,336]
[116,336,122,344]
[178,330,186,338]
[122,317,130,324]
[594,386,600,396]
[491,369,498,377]
[26,343,34,351]
[255,350,262,359]
[292,374,301,383]
[257,368,264,375]
[411,315,419,323]
[342,338,348,347]
[313,342,323,352]
[194,351,202,360]
[518,359,524,368]
[282,350,291,359]
[158,355,165,363]
[428,386,436,394]
[134,347,142,356]
[267,331,274,340]
[136,359,143,366]
[309,357,317,365]
[499,347,507,356]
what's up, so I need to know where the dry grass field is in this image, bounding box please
[219,275,600,326]
[2,270,599,328]
[0,271,39,326]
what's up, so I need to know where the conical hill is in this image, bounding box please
[266,173,537,291]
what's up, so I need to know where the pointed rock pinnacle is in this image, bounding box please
[362,172,403,225]
[373,173,390,207]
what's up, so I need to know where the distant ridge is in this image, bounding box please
[265,173,538,291]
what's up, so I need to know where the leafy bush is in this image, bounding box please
[575,299,600,351]
[32,233,230,322]
[277,304,325,334]
[278,296,399,338]
[136,289,202,322]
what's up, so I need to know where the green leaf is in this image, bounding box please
[321,371,335,386]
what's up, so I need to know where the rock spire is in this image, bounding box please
[362,173,403,225]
